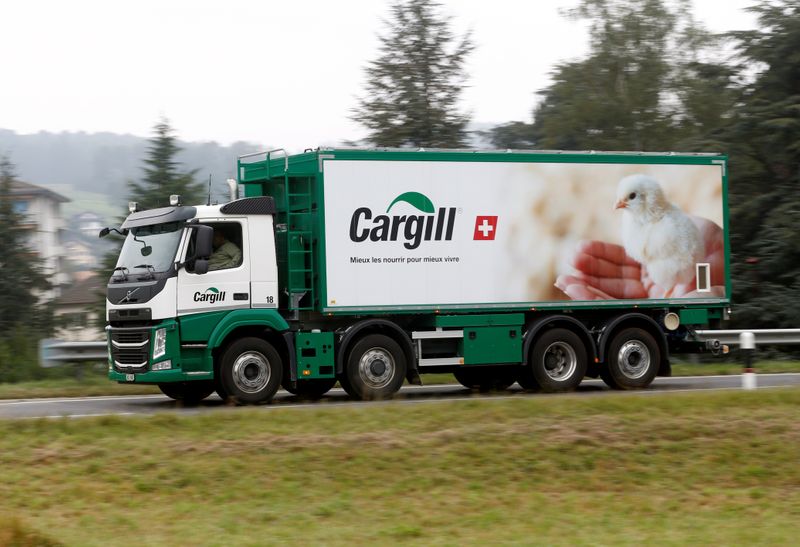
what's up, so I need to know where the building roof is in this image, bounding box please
[11,180,70,203]
[55,275,105,306]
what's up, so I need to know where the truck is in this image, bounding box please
[104,148,730,403]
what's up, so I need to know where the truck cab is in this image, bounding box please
[106,196,289,403]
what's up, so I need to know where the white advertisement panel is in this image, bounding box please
[322,159,725,310]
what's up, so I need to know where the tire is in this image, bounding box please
[601,327,660,390]
[158,381,215,404]
[453,366,516,392]
[519,328,587,393]
[219,337,283,404]
[282,378,337,399]
[345,334,406,400]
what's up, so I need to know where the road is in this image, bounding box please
[2,373,799,420]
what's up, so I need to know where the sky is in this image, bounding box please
[0,0,758,151]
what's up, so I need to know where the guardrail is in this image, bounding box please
[694,329,800,346]
[39,339,107,368]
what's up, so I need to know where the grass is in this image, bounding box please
[0,374,159,400]
[1,359,798,400]
[0,388,798,545]
[670,359,800,376]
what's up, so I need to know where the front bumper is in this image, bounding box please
[109,368,213,384]
[107,319,212,383]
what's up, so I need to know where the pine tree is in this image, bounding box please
[0,156,50,331]
[94,119,204,327]
[0,155,52,381]
[724,0,800,329]
[352,0,474,148]
[127,119,205,209]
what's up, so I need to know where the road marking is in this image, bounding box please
[0,394,165,406]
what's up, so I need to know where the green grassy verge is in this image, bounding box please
[1,388,798,545]
[0,374,159,400]
[670,360,800,376]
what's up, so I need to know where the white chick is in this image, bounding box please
[615,174,704,298]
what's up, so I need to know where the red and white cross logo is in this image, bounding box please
[473,216,498,240]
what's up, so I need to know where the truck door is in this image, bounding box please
[177,219,251,316]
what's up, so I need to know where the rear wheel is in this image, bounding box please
[345,334,406,400]
[220,337,283,404]
[601,328,660,390]
[519,328,587,393]
[158,381,215,404]
[453,366,516,392]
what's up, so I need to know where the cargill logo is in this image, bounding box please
[349,191,456,250]
[194,287,226,303]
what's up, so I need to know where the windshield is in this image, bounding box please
[115,222,183,275]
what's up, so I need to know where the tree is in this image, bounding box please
[489,0,736,151]
[0,155,53,381]
[94,119,204,327]
[352,0,474,148]
[723,0,800,329]
[0,156,50,331]
[127,119,205,209]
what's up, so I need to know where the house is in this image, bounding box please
[53,274,105,341]
[10,180,70,297]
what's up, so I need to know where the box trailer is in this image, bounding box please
[105,148,730,403]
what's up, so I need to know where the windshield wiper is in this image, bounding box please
[134,264,156,280]
[112,266,129,282]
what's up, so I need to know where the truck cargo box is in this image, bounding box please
[239,149,729,315]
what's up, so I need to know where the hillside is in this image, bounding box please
[0,128,263,219]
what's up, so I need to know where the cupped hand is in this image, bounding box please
[555,216,725,300]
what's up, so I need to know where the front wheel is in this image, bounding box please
[219,337,283,404]
[345,334,406,400]
[601,328,660,390]
[158,381,215,404]
[519,328,587,393]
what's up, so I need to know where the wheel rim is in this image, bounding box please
[358,347,395,389]
[231,351,271,394]
[542,342,577,381]
[617,341,650,379]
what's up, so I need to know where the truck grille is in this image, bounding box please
[110,328,150,373]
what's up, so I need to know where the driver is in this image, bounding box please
[208,228,242,271]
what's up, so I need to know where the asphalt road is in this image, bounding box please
[2,373,799,420]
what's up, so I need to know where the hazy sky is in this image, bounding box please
[0,0,757,151]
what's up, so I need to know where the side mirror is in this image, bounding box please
[99,227,110,238]
[195,225,213,258]
[194,259,209,275]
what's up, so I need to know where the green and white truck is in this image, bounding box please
[105,148,730,403]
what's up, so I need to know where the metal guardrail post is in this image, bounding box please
[739,332,756,390]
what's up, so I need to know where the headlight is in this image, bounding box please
[153,328,167,359]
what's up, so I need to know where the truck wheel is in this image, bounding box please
[601,328,660,390]
[220,337,283,404]
[453,367,516,392]
[282,378,337,399]
[158,381,215,404]
[519,328,587,393]
[345,334,406,400]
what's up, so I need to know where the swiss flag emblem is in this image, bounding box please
[473,216,498,240]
